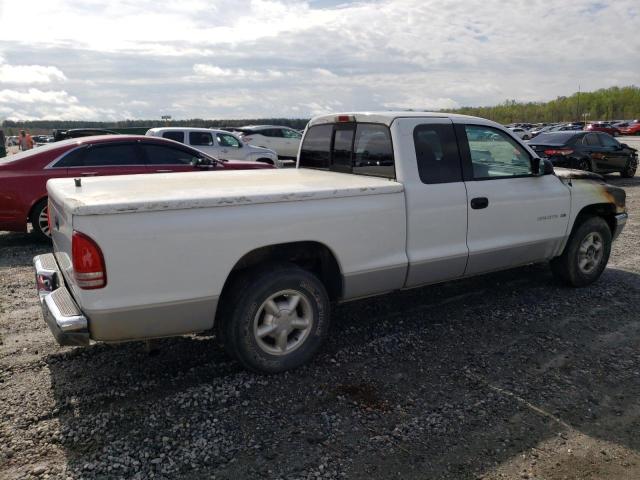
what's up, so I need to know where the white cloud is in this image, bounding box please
[0,0,638,120]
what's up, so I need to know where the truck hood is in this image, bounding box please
[47,168,403,216]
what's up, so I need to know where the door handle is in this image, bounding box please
[470,197,489,209]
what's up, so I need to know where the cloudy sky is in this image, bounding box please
[0,0,638,121]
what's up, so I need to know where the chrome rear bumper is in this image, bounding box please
[613,213,628,241]
[33,254,89,346]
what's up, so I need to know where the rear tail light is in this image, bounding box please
[72,231,107,289]
[544,149,574,156]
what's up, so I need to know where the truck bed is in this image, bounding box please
[47,169,403,216]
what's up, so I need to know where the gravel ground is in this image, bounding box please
[1,148,639,479]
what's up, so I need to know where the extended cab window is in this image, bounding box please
[413,124,462,184]
[189,132,213,146]
[464,125,531,179]
[162,131,185,143]
[299,123,394,179]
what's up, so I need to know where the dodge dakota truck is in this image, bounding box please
[34,112,628,373]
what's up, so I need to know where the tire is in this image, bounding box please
[220,264,330,373]
[550,216,611,287]
[577,157,592,172]
[29,198,51,241]
[620,157,637,178]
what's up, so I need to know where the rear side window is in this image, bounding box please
[83,144,141,167]
[299,123,394,179]
[53,147,86,167]
[189,132,213,146]
[413,124,462,184]
[162,131,185,143]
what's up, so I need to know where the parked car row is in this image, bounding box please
[508,119,640,140]
[0,135,273,240]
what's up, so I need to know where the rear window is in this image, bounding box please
[530,132,577,146]
[299,123,394,179]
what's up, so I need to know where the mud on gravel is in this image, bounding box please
[1,174,639,480]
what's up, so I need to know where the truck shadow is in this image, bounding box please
[44,263,640,478]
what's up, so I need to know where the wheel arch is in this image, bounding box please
[219,241,344,304]
[573,202,617,236]
[27,195,48,222]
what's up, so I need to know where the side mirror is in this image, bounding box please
[533,157,554,176]
[191,156,213,168]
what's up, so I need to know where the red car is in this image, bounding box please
[0,135,273,240]
[584,122,621,136]
[620,122,640,136]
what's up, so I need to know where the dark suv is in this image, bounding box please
[529,131,637,177]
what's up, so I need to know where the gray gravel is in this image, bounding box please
[1,161,640,479]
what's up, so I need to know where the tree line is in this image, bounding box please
[2,86,639,135]
[444,86,640,124]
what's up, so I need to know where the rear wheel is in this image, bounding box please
[220,264,330,373]
[550,216,611,287]
[577,157,592,172]
[29,198,51,241]
[620,157,637,178]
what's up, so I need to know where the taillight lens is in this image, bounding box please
[544,149,574,156]
[72,231,107,289]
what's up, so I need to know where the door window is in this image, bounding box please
[464,125,532,179]
[162,131,185,143]
[282,129,302,139]
[142,144,199,165]
[265,129,284,138]
[189,132,213,146]
[217,133,241,148]
[583,134,601,146]
[413,124,462,184]
[82,144,141,167]
[598,134,619,148]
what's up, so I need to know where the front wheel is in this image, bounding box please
[29,198,51,241]
[620,157,637,178]
[550,216,611,287]
[220,264,330,373]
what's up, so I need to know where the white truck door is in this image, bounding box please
[394,118,469,287]
[459,123,570,275]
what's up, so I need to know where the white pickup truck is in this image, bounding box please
[34,112,628,373]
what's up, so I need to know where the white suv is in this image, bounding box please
[146,127,281,166]
[233,126,303,160]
